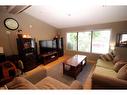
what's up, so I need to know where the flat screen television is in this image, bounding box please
[39,40,56,54]
[40,40,47,48]
[46,40,53,48]
[52,40,56,48]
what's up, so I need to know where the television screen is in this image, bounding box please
[40,41,47,48]
[47,40,52,48]
[52,40,56,48]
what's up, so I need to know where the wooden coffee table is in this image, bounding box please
[63,55,87,79]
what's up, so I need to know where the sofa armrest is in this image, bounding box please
[70,80,83,89]
[22,66,47,84]
[6,77,37,89]
[92,73,127,89]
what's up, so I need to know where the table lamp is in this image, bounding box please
[0,47,4,53]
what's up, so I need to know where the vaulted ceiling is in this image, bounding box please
[1,3,127,29]
[24,5,127,28]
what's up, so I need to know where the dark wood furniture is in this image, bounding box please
[0,53,6,63]
[17,37,38,72]
[40,51,58,65]
[55,38,64,57]
[63,55,87,79]
[39,38,64,65]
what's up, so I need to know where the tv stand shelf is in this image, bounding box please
[40,52,58,65]
[39,38,64,65]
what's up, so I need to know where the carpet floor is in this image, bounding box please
[46,63,94,85]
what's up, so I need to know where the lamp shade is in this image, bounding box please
[0,47,4,53]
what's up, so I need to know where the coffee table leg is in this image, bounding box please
[63,63,65,74]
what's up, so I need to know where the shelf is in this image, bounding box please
[40,52,58,65]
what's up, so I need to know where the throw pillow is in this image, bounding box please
[113,61,127,72]
[0,61,17,86]
[113,55,127,64]
[110,50,116,57]
[117,64,127,80]
[113,55,120,64]
[100,53,114,61]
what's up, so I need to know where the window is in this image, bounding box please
[67,33,77,51]
[92,30,111,54]
[67,29,111,54]
[78,32,91,52]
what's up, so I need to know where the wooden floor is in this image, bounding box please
[42,55,71,69]
[42,54,96,89]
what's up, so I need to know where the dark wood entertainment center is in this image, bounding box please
[39,38,64,65]
[16,36,64,71]
[40,51,58,65]
[16,35,38,72]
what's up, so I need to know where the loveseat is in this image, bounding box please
[4,65,82,89]
[92,58,127,89]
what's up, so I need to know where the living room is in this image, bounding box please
[0,0,127,93]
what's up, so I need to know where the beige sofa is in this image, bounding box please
[5,65,82,89]
[92,59,127,89]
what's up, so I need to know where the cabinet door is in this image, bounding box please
[56,38,64,56]
[23,54,37,72]
[58,38,63,49]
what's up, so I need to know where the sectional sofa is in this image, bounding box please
[92,47,127,89]
[4,65,83,89]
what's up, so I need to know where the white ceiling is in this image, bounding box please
[24,3,127,28]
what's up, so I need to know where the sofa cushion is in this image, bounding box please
[113,55,120,64]
[96,59,114,70]
[70,80,83,89]
[22,65,46,84]
[6,77,37,89]
[93,66,117,78]
[100,53,114,61]
[114,61,127,72]
[117,64,127,80]
[35,76,70,89]
[92,72,127,88]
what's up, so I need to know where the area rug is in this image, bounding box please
[46,62,94,85]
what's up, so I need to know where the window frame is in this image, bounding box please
[91,29,111,54]
[66,29,111,54]
[66,32,78,51]
[78,31,92,52]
